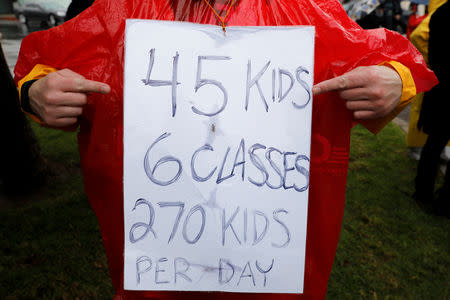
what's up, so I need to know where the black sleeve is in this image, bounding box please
[65,0,95,21]
[20,79,38,115]
[393,0,402,15]
[428,3,448,81]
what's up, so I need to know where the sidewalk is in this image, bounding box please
[0,14,24,74]
[1,38,21,74]
[0,13,27,39]
[0,14,17,21]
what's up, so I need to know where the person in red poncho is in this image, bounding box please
[14,0,437,299]
[406,3,428,40]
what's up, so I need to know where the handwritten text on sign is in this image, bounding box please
[123,20,315,293]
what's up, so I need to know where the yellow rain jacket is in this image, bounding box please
[407,0,448,147]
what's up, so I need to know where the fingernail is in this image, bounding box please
[312,86,320,95]
[102,85,111,93]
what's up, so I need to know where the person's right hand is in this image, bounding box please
[28,68,110,128]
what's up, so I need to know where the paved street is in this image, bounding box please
[0,19,23,73]
[1,16,44,74]
[2,38,21,74]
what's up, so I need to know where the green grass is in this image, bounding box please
[0,122,448,299]
[327,124,450,300]
[0,123,114,300]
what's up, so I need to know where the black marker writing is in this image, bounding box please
[245,60,271,112]
[136,256,152,284]
[144,132,182,186]
[253,210,269,246]
[248,143,269,187]
[157,201,185,243]
[237,261,256,286]
[255,259,275,287]
[192,55,231,117]
[155,257,170,284]
[129,198,157,243]
[278,68,295,103]
[142,48,180,117]
[218,258,235,284]
[191,144,217,182]
[182,204,206,244]
[293,66,311,109]
[272,209,290,248]
[174,257,192,283]
[222,207,242,246]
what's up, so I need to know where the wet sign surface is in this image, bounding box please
[123,20,314,293]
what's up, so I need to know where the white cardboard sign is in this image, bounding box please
[123,20,314,294]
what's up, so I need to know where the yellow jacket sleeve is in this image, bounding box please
[18,64,58,125]
[359,61,417,134]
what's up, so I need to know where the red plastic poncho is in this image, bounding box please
[14,0,436,299]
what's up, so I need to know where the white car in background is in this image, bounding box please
[13,0,71,28]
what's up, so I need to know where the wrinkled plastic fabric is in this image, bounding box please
[14,0,437,299]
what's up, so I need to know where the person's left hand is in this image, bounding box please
[312,65,402,120]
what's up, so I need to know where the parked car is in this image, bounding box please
[13,0,70,28]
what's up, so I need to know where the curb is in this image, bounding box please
[0,14,17,21]
[393,117,409,133]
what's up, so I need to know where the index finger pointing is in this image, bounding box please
[312,68,369,95]
[72,78,111,94]
[312,75,350,95]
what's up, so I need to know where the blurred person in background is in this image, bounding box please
[406,0,447,160]
[380,0,404,31]
[415,1,449,218]
[406,2,427,39]
[64,0,94,21]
